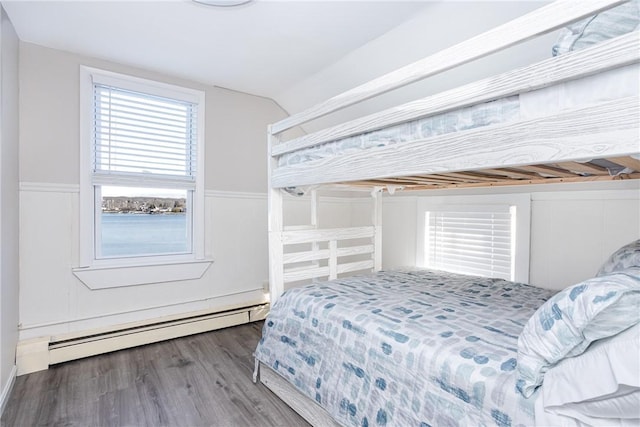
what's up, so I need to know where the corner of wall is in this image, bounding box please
[0,3,21,412]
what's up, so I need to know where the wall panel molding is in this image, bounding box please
[531,189,640,201]
[18,185,375,205]
[205,190,267,200]
[20,182,80,193]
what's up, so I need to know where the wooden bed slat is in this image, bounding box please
[436,171,504,182]
[554,161,610,175]
[414,175,470,184]
[609,156,640,172]
[517,164,580,178]
[481,168,540,179]
[366,177,446,186]
[272,31,639,155]
[271,0,627,135]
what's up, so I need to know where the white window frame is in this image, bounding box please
[75,66,210,289]
[416,193,531,283]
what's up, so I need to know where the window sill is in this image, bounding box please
[72,259,213,290]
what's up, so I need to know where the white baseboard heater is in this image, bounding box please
[17,303,269,376]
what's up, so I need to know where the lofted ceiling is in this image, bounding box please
[1,0,427,102]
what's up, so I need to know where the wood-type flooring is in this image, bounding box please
[1,321,310,427]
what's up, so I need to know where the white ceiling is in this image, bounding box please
[2,0,427,104]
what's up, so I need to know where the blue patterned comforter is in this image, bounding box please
[254,269,555,427]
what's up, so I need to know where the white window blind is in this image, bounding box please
[92,83,197,188]
[425,205,515,280]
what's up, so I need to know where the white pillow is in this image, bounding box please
[516,269,640,398]
[542,322,640,426]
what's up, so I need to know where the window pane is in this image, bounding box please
[99,186,190,258]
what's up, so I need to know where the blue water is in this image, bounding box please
[101,213,188,257]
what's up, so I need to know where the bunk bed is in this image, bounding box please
[254,1,640,426]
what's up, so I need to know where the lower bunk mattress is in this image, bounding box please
[254,269,555,427]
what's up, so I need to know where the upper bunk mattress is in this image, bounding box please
[254,269,555,427]
[277,64,639,169]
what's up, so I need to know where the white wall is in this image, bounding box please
[17,43,294,342]
[529,190,640,288]
[382,182,640,291]
[0,5,20,412]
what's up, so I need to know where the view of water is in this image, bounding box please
[101,213,189,257]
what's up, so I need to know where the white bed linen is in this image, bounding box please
[519,63,639,120]
[535,392,640,427]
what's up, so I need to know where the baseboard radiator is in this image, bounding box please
[17,303,269,376]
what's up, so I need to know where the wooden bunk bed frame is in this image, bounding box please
[260,1,639,424]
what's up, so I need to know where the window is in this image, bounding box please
[417,194,530,282]
[77,67,208,287]
[425,205,514,280]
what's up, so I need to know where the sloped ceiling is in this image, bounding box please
[2,0,555,124]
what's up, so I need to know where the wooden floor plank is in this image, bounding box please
[1,322,310,427]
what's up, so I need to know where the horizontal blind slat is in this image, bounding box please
[96,110,193,131]
[95,120,191,141]
[96,97,192,119]
[430,233,512,242]
[95,146,192,162]
[432,260,511,272]
[94,136,195,154]
[95,84,193,110]
[432,256,512,267]
[95,161,192,174]
[432,238,511,245]
[432,258,511,274]
[94,147,194,163]
[92,172,196,188]
[429,240,512,251]
[430,249,512,262]
[96,97,192,115]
